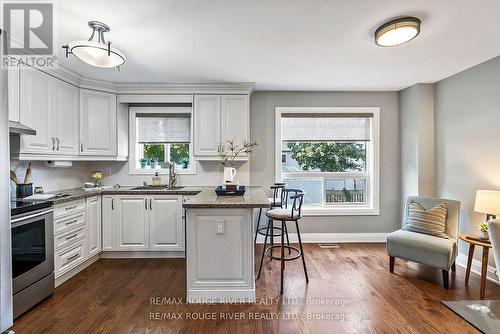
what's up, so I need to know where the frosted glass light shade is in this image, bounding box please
[375,17,421,47]
[474,190,500,215]
[68,40,126,68]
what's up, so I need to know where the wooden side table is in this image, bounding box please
[459,233,492,299]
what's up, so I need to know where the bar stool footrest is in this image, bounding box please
[264,245,301,261]
[257,226,285,237]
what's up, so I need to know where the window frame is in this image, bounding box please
[129,107,196,175]
[275,107,380,216]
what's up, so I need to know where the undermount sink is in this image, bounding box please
[130,185,184,191]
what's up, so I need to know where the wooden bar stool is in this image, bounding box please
[257,189,309,294]
[254,183,291,256]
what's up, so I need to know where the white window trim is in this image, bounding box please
[129,107,197,175]
[275,107,380,216]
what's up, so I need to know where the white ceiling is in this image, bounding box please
[56,0,500,91]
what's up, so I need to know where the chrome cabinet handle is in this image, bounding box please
[56,138,60,150]
[81,143,84,152]
[145,198,147,210]
[66,253,80,263]
[65,233,78,241]
[111,198,114,210]
[65,205,77,210]
[51,137,55,150]
[65,219,78,225]
[149,198,152,210]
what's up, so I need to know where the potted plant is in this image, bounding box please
[479,222,489,239]
[181,158,189,169]
[218,140,258,182]
[139,158,148,169]
[150,159,158,169]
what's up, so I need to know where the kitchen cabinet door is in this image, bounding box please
[101,196,115,251]
[54,79,79,155]
[114,196,149,251]
[8,67,20,122]
[19,68,55,154]
[193,95,221,157]
[80,89,117,156]
[149,195,184,251]
[221,95,249,154]
[86,196,102,257]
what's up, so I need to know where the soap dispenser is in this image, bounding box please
[152,172,161,186]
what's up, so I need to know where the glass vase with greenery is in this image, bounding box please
[218,140,258,167]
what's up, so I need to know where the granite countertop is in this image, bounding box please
[46,185,212,204]
[183,186,270,209]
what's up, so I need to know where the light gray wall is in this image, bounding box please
[399,83,435,204]
[435,56,500,266]
[250,91,400,233]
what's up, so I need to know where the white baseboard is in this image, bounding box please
[255,232,389,244]
[100,251,185,258]
[455,253,499,286]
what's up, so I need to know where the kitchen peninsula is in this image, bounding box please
[183,187,270,303]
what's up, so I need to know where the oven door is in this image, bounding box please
[11,208,54,294]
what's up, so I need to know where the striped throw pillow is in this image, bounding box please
[404,201,449,239]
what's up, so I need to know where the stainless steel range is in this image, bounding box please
[11,200,54,318]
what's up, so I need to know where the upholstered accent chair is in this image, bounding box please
[488,219,500,282]
[386,196,461,289]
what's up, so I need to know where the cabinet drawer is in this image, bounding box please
[54,211,85,235]
[55,240,86,277]
[54,199,85,219]
[55,226,85,250]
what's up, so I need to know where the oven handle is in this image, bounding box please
[11,209,54,225]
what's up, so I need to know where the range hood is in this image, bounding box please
[9,121,36,135]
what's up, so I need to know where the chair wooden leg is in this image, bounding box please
[389,256,395,273]
[451,262,456,273]
[442,270,449,290]
[257,219,270,280]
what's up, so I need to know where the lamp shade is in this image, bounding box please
[474,190,500,215]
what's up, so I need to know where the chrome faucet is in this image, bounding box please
[168,163,176,188]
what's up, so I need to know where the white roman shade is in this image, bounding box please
[281,113,372,142]
[137,112,191,144]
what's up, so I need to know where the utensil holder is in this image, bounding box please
[16,183,33,199]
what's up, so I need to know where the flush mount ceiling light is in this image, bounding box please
[62,21,125,69]
[375,17,421,47]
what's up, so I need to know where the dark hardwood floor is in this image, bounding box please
[12,243,500,333]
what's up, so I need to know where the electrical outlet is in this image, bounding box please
[105,168,112,176]
[216,220,225,234]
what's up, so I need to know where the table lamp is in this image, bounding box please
[90,171,103,187]
[474,190,500,221]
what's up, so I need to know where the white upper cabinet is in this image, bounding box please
[54,79,79,155]
[8,67,20,122]
[19,68,55,154]
[221,95,250,156]
[149,196,183,251]
[193,94,249,160]
[193,95,221,157]
[79,89,117,156]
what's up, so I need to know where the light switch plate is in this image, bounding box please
[216,220,225,234]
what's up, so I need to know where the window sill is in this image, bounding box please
[129,168,196,175]
[301,206,379,216]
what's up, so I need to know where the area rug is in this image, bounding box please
[441,300,500,333]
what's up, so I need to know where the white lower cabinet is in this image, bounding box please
[102,194,184,252]
[86,196,102,257]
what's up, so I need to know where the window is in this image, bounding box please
[275,107,379,215]
[129,106,196,174]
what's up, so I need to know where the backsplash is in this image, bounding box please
[9,160,90,199]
